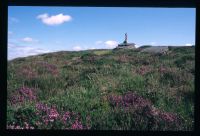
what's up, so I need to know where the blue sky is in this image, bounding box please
[8,6,195,60]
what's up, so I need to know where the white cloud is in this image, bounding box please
[8,31,13,35]
[150,42,156,45]
[8,43,51,60]
[9,17,19,23]
[37,13,72,25]
[135,44,140,48]
[88,47,96,50]
[22,37,33,42]
[8,43,16,49]
[185,43,193,46]
[105,40,118,48]
[22,37,38,43]
[37,14,48,19]
[73,46,82,51]
[95,41,103,45]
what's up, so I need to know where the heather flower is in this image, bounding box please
[148,106,160,116]
[18,65,38,79]
[41,116,49,125]
[15,126,22,129]
[48,107,59,122]
[62,111,71,124]
[9,87,37,105]
[18,87,37,101]
[108,91,182,128]
[7,123,35,129]
[35,102,49,112]
[7,125,15,129]
[9,101,91,129]
[24,122,29,129]
[44,119,49,125]
[30,126,34,129]
[108,92,152,109]
[37,61,59,76]
[35,121,42,126]
[71,119,83,130]
[124,92,152,108]
[159,112,177,122]
[136,66,152,75]
[108,94,123,107]
[158,66,167,73]
[35,111,40,115]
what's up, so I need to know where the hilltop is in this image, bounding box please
[7,46,195,130]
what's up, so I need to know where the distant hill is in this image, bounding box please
[7,46,194,130]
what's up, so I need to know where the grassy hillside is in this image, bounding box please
[7,46,195,130]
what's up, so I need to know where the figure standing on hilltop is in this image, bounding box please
[124,33,128,44]
[117,33,135,48]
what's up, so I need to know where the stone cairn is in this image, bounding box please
[116,33,136,49]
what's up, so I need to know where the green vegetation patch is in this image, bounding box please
[7,47,194,130]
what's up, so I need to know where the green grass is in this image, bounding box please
[93,50,112,56]
[7,46,195,130]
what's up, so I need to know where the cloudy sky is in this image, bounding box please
[8,7,195,60]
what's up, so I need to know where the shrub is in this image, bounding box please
[107,92,185,130]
